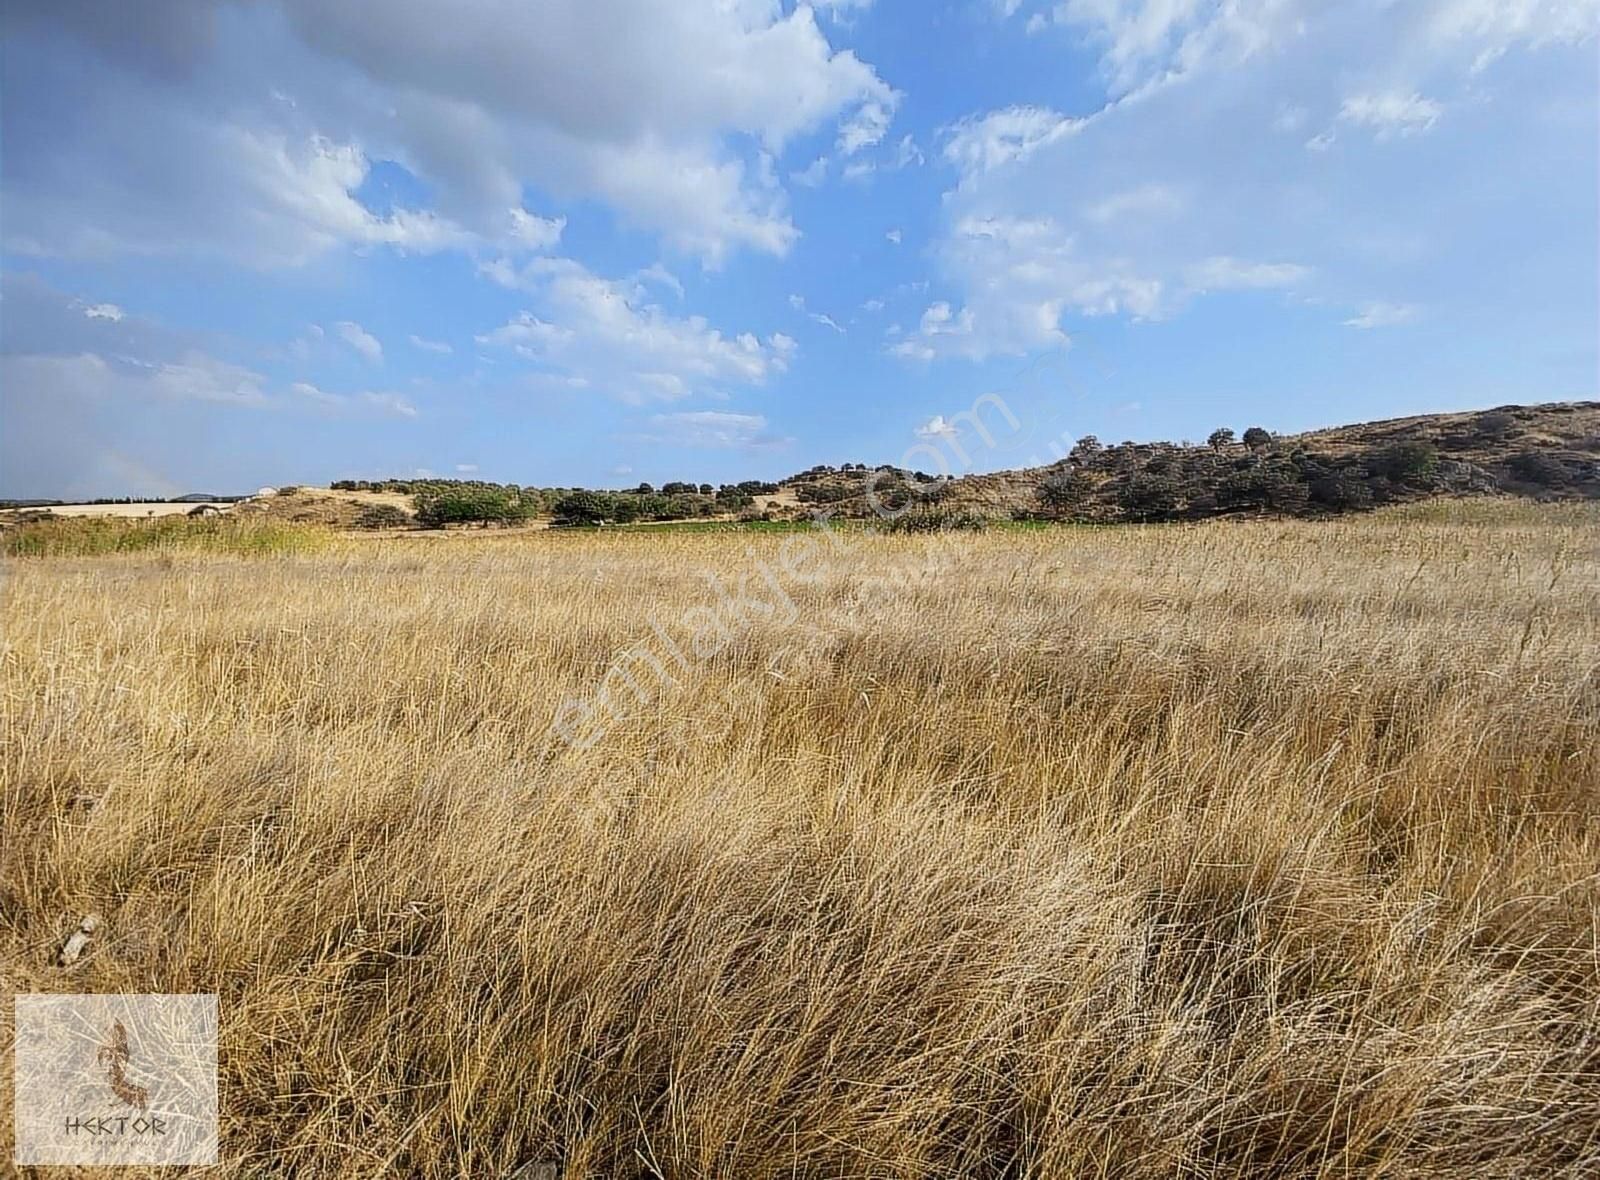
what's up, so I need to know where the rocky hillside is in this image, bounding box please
[768,401,1600,524]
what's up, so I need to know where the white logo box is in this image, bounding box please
[13,993,218,1166]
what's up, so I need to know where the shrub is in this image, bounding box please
[1376,442,1439,484]
[1118,473,1182,521]
[1242,427,1272,452]
[1217,466,1310,513]
[1207,428,1236,450]
[882,507,988,533]
[1037,469,1095,511]
[1508,451,1570,487]
[1308,472,1374,511]
[416,487,532,527]
[1474,410,1518,440]
[353,504,412,530]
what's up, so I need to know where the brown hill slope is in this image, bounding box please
[773,401,1600,523]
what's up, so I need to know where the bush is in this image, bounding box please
[1242,427,1272,452]
[1037,469,1095,511]
[415,487,532,527]
[1207,428,1236,450]
[1508,451,1570,487]
[882,507,988,533]
[353,504,412,530]
[1376,442,1439,484]
[1308,472,1374,511]
[1217,466,1310,513]
[1118,473,1182,521]
[1474,411,1518,440]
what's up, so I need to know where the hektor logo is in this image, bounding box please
[13,994,217,1166]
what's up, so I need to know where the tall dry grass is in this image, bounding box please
[3,502,1598,1177]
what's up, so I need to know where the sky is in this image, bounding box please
[1,0,1596,498]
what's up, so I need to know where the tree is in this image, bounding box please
[1070,435,1102,461]
[551,491,614,526]
[661,481,695,495]
[1242,427,1272,452]
[414,487,531,527]
[1207,428,1236,451]
[634,482,655,495]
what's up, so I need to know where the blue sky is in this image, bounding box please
[2,0,1595,498]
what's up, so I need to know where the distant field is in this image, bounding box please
[25,500,236,517]
[3,501,1597,1177]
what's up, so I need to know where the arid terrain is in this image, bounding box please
[2,500,1597,1177]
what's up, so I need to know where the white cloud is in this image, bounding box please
[893,215,1163,362]
[942,106,1079,178]
[455,463,479,473]
[891,135,925,168]
[83,302,124,322]
[920,1,1594,363]
[335,320,383,363]
[408,334,453,354]
[1344,301,1420,329]
[8,0,895,266]
[475,256,794,402]
[635,410,789,450]
[861,298,886,312]
[839,93,900,155]
[361,391,418,418]
[1184,256,1312,291]
[1340,91,1445,138]
[1085,183,1185,224]
[915,414,960,440]
[885,228,903,244]
[811,312,846,333]
[791,157,829,187]
[634,263,685,299]
[291,380,418,417]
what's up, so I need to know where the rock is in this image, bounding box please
[57,913,102,966]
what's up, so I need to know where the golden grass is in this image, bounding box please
[0,513,329,558]
[3,502,1598,1177]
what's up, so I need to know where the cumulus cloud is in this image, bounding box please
[4,0,897,267]
[475,256,795,402]
[920,1,1596,360]
[335,320,383,363]
[915,414,960,440]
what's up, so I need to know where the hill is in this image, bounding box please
[774,401,1600,524]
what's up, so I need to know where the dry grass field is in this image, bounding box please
[3,502,1598,1177]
